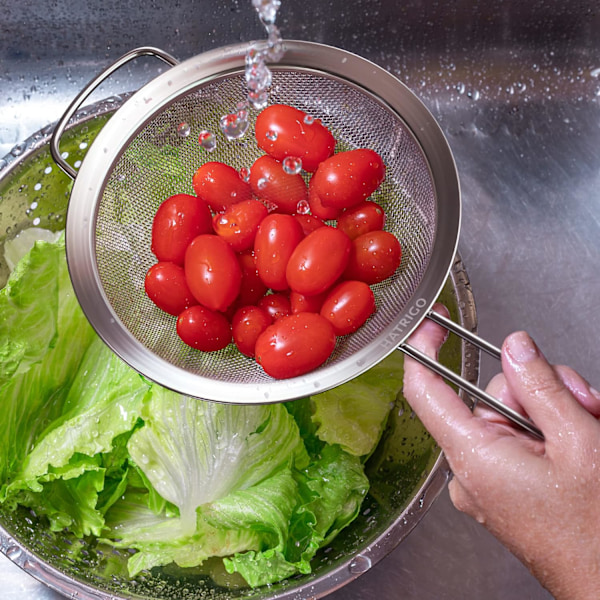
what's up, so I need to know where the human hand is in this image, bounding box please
[402,304,600,600]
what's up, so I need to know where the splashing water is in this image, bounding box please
[245,0,283,109]
[282,156,302,175]
[198,130,216,152]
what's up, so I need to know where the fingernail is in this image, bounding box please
[505,331,539,363]
[591,387,600,401]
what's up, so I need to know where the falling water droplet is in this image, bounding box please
[198,130,216,151]
[282,156,302,175]
[177,122,191,138]
[252,0,281,24]
[219,112,249,141]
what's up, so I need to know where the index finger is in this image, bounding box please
[402,305,486,456]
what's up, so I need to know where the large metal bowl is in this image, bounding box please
[0,100,479,599]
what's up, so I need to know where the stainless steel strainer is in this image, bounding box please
[50,40,542,438]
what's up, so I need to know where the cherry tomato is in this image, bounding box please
[151,194,212,265]
[286,227,351,296]
[255,312,337,379]
[311,149,386,210]
[249,155,308,214]
[320,280,376,335]
[235,251,268,308]
[177,305,231,351]
[212,199,268,252]
[294,213,326,236]
[343,230,402,284]
[192,161,253,212]
[308,181,342,221]
[255,104,336,172]
[258,292,291,321]
[337,200,386,240]
[254,214,304,291]
[144,262,197,316]
[290,290,327,314]
[231,305,272,357]
[185,234,242,312]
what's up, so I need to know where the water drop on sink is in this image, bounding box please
[348,554,372,574]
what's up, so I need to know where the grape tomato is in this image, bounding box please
[337,200,385,240]
[177,305,232,351]
[344,230,402,284]
[310,148,386,210]
[320,280,376,335]
[151,194,212,265]
[192,161,253,212]
[255,312,337,379]
[286,227,351,296]
[231,305,272,357]
[212,198,268,252]
[184,234,242,312]
[249,155,308,214]
[255,104,336,172]
[145,262,197,316]
[254,214,304,291]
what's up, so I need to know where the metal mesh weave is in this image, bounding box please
[95,68,436,386]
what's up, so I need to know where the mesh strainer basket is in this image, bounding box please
[50,41,541,437]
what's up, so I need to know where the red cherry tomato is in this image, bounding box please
[177,305,231,351]
[254,214,304,291]
[249,155,308,214]
[320,280,376,335]
[255,104,335,172]
[235,251,268,308]
[185,234,242,312]
[151,194,213,265]
[311,149,386,210]
[231,305,272,357]
[337,200,386,240]
[293,213,326,236]
[308,181,342,221]
[289,290,327,314]
[144,262,197,316]
[344,230,402,284]
[258,292,291,321]
[255,312,337,379]
[192,161,253,212]
[286,227,351,296]
[212,199,268,252]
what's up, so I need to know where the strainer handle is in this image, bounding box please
[399,312,544,440]
[50,46,179,179]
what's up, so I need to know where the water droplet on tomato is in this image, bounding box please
[266,130,278,141]
[296,199,310,214]
[239,166,251,182]
[303,114,315,125]
[282,156,302,175]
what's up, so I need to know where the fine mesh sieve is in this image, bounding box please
[50,41,541,438]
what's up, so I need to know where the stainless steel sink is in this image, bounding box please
[2,1,599,598]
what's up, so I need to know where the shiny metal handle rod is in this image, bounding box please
[398,343,544,440]
[426,309,502,360]
[50,46,179,179]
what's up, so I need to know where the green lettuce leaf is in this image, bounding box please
[0,235,96,486]
[311,350,404,457]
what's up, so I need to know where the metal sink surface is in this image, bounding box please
[1,1,599,599]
